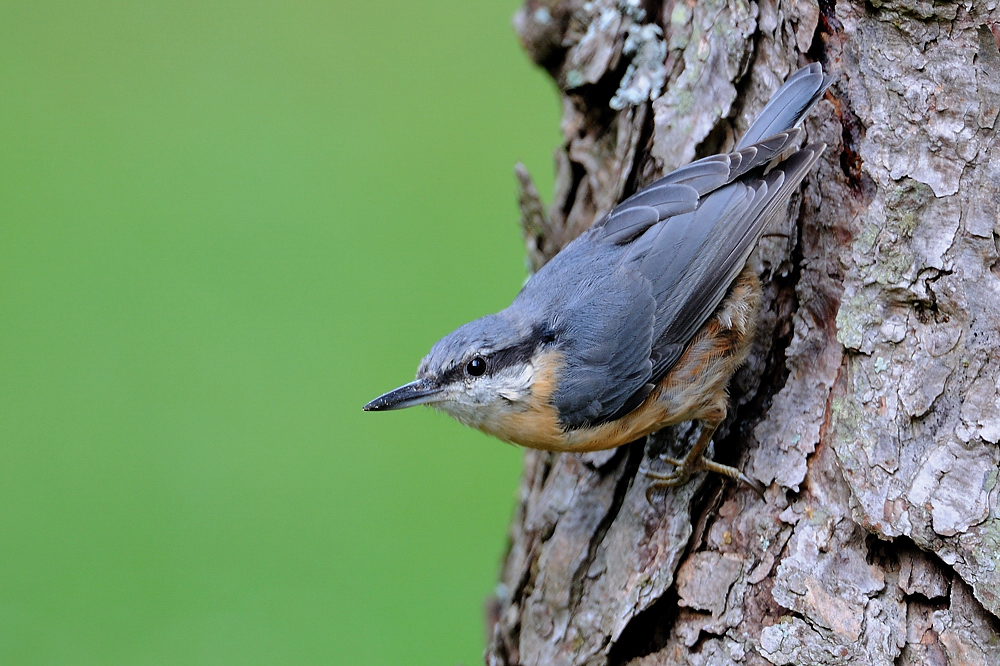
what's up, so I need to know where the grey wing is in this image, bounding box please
[550,145,823,429]
[636,143,827,379]
[591,136,826,374]
[547,262,658,429]
[550,65,831,426]
[591,136,799,247]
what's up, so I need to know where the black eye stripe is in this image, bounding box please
[437,326,560,383]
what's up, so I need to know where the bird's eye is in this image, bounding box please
[466,356,487,377]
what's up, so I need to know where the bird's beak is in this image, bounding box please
[363,378,444,412]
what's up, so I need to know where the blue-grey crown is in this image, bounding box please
[417,313,521,379]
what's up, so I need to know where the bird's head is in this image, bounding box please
[363,313,556,430]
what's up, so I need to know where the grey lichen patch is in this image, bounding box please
[836,292,882,353]
[885,181,932,234]
[615,0,645,22]
[650,0,757,169]
[844,179,936,291]
[609,23,666,110]
[561,0,657,96]
[970,516,1000,607]
[666,1,693,49]
[829,393,867,464]
[565,69,586,89]
[561,0,623,89]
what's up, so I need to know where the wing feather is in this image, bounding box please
[523,65,831,429]
[597,184,700,244]
[646,144,825,379]
[736,63,833,149]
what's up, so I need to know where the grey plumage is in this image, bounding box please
[734,64,832,150]
[412,64,832,430]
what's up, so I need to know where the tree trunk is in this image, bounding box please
[487,1,1000,664]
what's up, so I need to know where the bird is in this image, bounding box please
[364,64,831,498]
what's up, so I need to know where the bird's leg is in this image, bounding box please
[643,421,764,500]
[643,420,718,488]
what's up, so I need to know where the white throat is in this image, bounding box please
[435,362,536,430]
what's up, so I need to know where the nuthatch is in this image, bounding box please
[365,65,831,498]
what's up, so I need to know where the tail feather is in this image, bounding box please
[735,63,833,150]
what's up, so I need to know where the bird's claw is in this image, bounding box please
[643,455,700,489]
[642,455,764,504]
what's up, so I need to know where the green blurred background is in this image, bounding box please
[0,2,558,663]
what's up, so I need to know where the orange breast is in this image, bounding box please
[484,267,762,454]
[478,349,565,449]
[479,348,674,453]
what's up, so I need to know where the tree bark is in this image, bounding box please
[488,1,1000,664]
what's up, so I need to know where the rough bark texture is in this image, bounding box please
[487,1,1000,664]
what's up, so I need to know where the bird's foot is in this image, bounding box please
[643,455,698,487]
[642,454,764,503]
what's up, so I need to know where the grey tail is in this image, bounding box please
[735,63,833,150]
